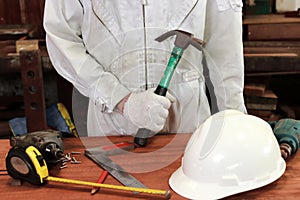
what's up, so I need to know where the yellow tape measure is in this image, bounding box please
[6,146,48,185]
[5,146,170,199]
[46,176,170,197]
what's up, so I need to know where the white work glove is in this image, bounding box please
[123,89,174,133]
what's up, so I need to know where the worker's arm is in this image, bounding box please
[203,0,247,113]
[43,0,130,113]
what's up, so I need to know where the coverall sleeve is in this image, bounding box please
[203,0,247,114]
[43,0,130,113]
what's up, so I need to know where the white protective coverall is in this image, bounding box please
[43,0,246,136]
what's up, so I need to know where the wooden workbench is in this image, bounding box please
[1,133,300,199]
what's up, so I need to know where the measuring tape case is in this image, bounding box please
[5,146,49,185]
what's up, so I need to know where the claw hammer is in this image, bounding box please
[134,30,204,147]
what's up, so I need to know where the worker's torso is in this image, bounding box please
[78,0,212,135]
[76,0,243,135]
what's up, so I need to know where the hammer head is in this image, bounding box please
[155,30,204,50]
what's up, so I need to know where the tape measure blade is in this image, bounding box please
[85,151,146,188]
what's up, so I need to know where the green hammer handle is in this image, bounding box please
[134,47,183,146]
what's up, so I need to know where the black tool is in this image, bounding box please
[9,130,64,164]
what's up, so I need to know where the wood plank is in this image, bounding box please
[245,90,278,110]
[244,55,300,73]
[0,47,53,74]
[243,41,300,75]
[19,50,47,132]
[247,109,273,118]
[247,23,300,40]
[244,41,300,47]
[244,53,298,57]
[244,83,266,96]
[0,27,28,35]
[244,47,300,55]
[243,14,300,25]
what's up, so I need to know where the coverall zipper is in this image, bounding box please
[142,0,148,90]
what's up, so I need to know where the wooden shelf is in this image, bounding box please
[243,14,300,25]
[243,14,300,41]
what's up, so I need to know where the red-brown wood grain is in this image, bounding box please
[0,134,299,199]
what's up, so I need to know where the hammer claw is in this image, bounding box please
[155,30,204,50]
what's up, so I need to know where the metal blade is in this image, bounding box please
[84,151,147,188]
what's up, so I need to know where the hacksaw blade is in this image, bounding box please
[84,150,147,189]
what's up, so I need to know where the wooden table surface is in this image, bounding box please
[0,133,300,200]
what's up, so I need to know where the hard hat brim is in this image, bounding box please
[169,159,286,200]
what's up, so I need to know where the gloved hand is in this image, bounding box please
[123,89,175,133]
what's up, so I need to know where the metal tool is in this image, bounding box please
[5,145,170,199]
[9,130,64,164]
[134,30,204,146]
[85,142,146,189]
[269,118,300,160]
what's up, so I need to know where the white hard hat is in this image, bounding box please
[169,109,286,199]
